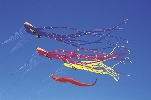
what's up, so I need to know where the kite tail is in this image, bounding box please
[92,79,97,86]
[68,78,97,86]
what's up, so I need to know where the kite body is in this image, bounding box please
[51,74,97,86]
[24,22,42,38]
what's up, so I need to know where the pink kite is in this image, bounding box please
[36,47,128,64]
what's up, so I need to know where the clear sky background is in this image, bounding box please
[0,0,151,100]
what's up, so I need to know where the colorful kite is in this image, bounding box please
[24,19,128,50]
[36,46,129,64]
[51,74,97,86]
[64,60,130,81]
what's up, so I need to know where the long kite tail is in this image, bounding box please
[67,77,97,86]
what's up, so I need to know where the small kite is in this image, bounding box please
[51,74,97,86]
[24,19,128,50]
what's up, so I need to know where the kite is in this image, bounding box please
[36,46,129,64]
[24,19,128,50]
[51,74,97,86]
[64,60,130,81]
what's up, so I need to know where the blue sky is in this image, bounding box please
[0,0,151,100]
